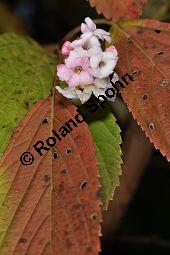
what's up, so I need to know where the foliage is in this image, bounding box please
[110,19,170,161]
[0,0,169,254]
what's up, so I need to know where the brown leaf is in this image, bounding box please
[0,92,101,255]
[89,0,147,22]
[110,19,170,160]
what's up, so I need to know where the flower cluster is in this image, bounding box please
[56,17,119,104]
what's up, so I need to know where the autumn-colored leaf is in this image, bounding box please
[0,33,56,157]
[89,0,147,22]
[110,19,170,160]
[0,33,101,254]
[0,92,101,255]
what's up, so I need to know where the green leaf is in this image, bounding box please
[80,104,122,210]
[0,33,57,157]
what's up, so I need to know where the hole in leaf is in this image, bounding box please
[91,212,99,221]
[142,93,149,101]
[41,118,48,124]
[80,181,88,190]
[161,79,168,87]
[131,69,140,77]
[148,123,155,130]
[157,51,164,56]
[52,148,58,160]
[66,148,72,156]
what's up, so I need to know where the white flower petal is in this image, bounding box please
[87,36,101,48]
[71,37,86,48]
[85,17,96,31]
[78,92,92,104]
[103,52,117,61]
[89,68,102,79]
[100,59,116,78]
[103,35,112,43]
[90,54,101,68]
[87,45,102,56]
[56,86,79,99]
[94,78,109,89]
[81,32,93,40]
[73,47,88,57]
[92,88,106,99]
[83,85,93,94]
[95,28,110,36]
[112,72,119,83]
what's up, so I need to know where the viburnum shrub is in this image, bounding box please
[0,1,169,255]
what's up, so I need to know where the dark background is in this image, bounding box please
[0,0,170,254]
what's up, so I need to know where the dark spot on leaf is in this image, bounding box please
[86,246,92,253]
[43,175,50,183]
[19,237,27,244]
[127,38,132,44]
[142,93,149,101]
[16,90,22,95]
[41,118,48,124]
[73,203,82,209]
[91,212,99,221]
[148,123,155,130]
[136,27,143,34]
[61,169,67,175]
[66,239,73,248]
[24,100,29,109]
[80,181,88,190]
[58,183,64,192]
[154,29,161,33]
[96,189,101,199]
[66,148,72,156]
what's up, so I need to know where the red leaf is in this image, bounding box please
[111,19,170,160]
[89,0,147,22]
[0,92,101,255]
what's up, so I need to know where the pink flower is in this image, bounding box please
[81,17,112,43]
[57,51,94,88]
[61,41,73,56]
[105,46,118,56]
[89,46,118,79]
